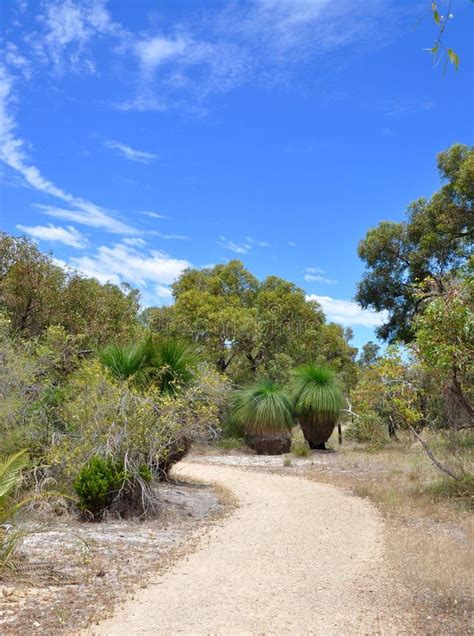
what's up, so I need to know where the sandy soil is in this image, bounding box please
[88,461,411,635]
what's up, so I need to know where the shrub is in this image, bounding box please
[345,413,389,449]
[215,437,245,450]
[291,440,311,457]
[74,456,124,519]
[48,360,225,516]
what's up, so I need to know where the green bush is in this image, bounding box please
[291,440,311,457]
[345,413,389,449]
[215,437,245,450]
[74,456,124,519]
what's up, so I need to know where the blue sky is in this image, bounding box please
[1,0,473,350]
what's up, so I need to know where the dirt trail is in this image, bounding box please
[87,461,406,635]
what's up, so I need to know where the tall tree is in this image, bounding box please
[358,341,381,368]
[147,260,357,385]
[356,144,473,342]
[0,232,139,344]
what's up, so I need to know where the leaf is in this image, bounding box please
[0,450,28,500]
[447,48,460,70]
[433,9,440,24]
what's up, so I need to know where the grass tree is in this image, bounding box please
[98,336,198,394]
[290,364,344,450]
[231,379,294,455]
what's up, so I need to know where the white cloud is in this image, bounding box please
[104,140,157,163]
[122,237,146,247]
[304,266,336,284]
[33,0,120,75]
[156,232,189,241]
[69,241,190,288]
[16,223,88,248]
[304,273,336,284]
[288,241,296,247]
[218,236,253,255]
[140,211,167,219]
[34,204,136,234]
[154,284,173,299]
[306,294,388,328]
[0,66,138,235]
[4,43,32,79]
[134,36,188,73]
[12,0,396,114]
[115,28,250,111]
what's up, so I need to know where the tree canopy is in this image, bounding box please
[356,143,473,343]
[144,260,357,386]
[0,232,139,345]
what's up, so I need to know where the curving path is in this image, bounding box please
[87,461,401,635]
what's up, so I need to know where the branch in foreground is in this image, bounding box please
[407,423,461,481]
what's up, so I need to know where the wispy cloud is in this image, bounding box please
[104,140,157,163]
[16,223,88,248]
[140,211,167,219]
[31,0,121,75]
[218,236,253,255]
[218,235,270,254]
[12,0,398,114]
[307,294,388,328]
[0,66,138,235]
[110,0,395,112]
[304,266,336,284]
[33,204,136,234]
[154,284,173,299]
[155,232,189,241]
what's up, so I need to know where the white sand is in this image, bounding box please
[87,461,403,635]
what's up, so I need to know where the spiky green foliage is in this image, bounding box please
[98,337,156,387]
[98,336,197,394]
[0,449,28,512]
[290,363,344,425]
[153,338,198,396]
[0,450,29,569]
[231,379,294,436]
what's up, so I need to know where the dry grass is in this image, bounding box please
[297,426,473,635]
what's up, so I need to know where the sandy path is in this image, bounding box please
[87,462,398,635]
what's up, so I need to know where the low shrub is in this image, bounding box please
[291,440,311,457]
[215,437,245,450]
[74,456,124,519]
[345,413,389,449]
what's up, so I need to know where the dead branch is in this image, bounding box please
[407,423,461,481]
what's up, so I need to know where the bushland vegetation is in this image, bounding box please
[0,144,472,576]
